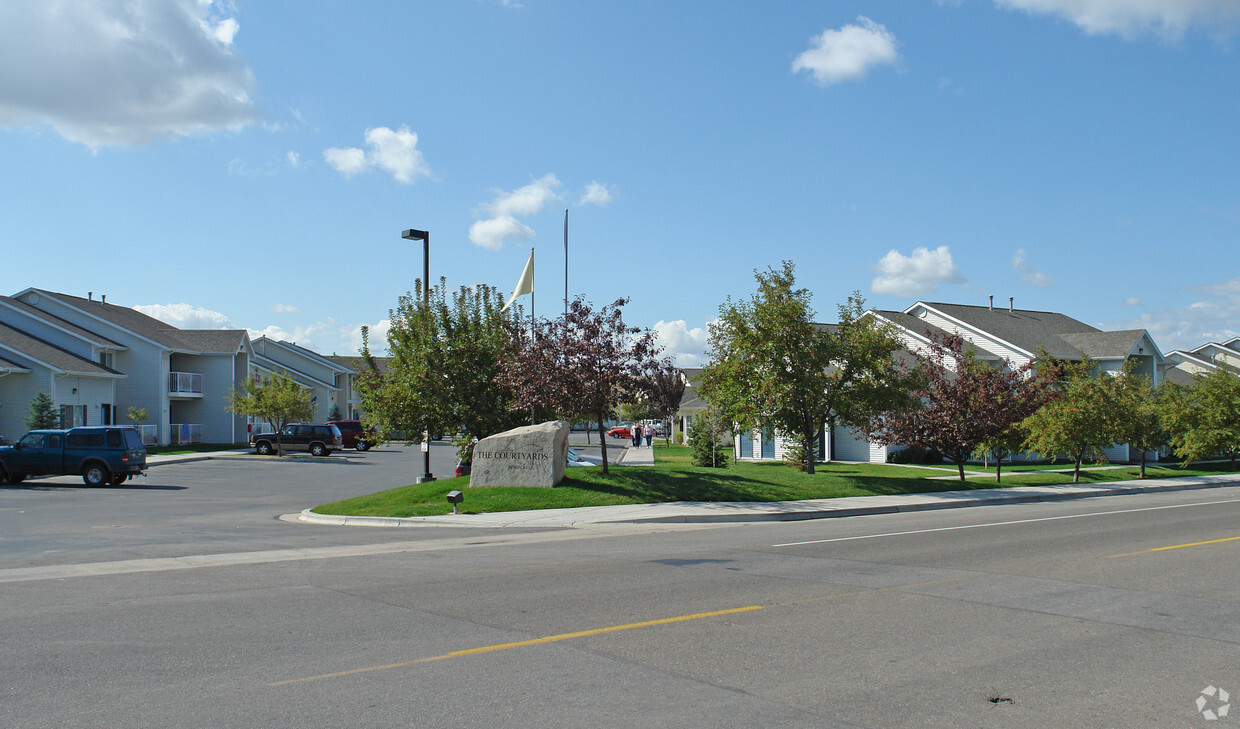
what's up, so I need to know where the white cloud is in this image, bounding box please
[323,126,430,184]
[1124,296,1142,306]
[134,303,234,329]
[792,16,900,86]
[579,182,615,207]
[871,246,966,297]
[1104,277,1240,352]
[286,151,301,168]
[0,0,258,148]
[995,0,1240,39]
[469,174,561,250]
[653,320,712,368]
[469,215,535,251]
[272,303,300,314]
[1011,248,1055,287]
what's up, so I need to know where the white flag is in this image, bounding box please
[503,250,534,311]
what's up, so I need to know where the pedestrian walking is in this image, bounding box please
[643,423,653,447]
[632,424,641,447]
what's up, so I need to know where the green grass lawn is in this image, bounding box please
[312,443,1239,518]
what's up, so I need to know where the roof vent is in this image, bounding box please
[88,292,93,301]
[1009,297,1014,312]
[101,294,106,304]
[988,295,993,311]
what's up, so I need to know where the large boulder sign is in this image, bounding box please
[468,420,570,488]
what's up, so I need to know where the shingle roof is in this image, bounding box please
[30,290,247,354]
[328,355,391,375]
[0,295,125,349]
[1057,330,1146,359]
[908,302,1107,360]
[0,322,118,376]
[873,310,1003,359]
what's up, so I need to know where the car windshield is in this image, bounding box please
[18,433,46,448]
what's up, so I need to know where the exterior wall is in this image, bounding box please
[831,424,871,462]
[169,353,244,443]
[0,370,51,441]
[52,374,116,427]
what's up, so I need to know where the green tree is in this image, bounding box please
[1020,358,1125,483]
[225,370,314,455]
[126,406,149,428]
[25,392,60,430]
[360,279,526,461]
[1114,374,1168,478]
[700,261,919,474]
[1161,367,1240,469]
[688,402,731,468]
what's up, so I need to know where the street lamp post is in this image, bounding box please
[401,227,435,484]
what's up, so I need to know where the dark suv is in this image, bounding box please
[0,426,147,486]
[250,424,342,456]
[328,420,378,451]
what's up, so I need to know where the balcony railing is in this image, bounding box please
[169,371,203,396]
[170,423,202,445]
[137,425,159,446]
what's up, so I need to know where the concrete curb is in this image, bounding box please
[293,473,1240,529]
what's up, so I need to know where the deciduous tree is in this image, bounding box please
[700,261,918,474]
[1161,367,1240,469]
[502,296,664,475]
[359,280,527,461]
[225,370,314,455]
[1020,358,1125,483]
[866,333,1056,483]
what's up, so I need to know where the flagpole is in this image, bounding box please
[530,246,535,426]
[564,208,569,319]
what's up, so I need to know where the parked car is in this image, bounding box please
[607,424,635,439]
[328,420,378,451]
[0,426,147,486]
[454,460,471,478]
[250,423,342,456]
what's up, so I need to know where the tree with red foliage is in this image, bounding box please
[502,296,666,475]
[866,332,1057,483]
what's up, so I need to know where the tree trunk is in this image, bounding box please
[956,459,966,483]
[995,457,1002,484]
[1073,455,1082,483]
[1139,450,1146,478]
[804,429,816,475]
[597,413,609,475]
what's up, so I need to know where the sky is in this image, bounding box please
[1,0,1238,366]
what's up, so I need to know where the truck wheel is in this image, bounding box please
[256,442,273,455]
[83,464,109,487]
[310,443,327,457]
[0,467,7,484]
[110,473,129,486]
[8,473,26,484]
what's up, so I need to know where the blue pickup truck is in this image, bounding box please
[0,426,147,486]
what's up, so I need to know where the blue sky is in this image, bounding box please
[2,0,1238,365]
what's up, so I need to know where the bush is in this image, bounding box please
[782,440,819,472]
[887,445,943,464]
[688,418,730,468]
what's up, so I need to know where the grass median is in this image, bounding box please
[311,444,1237,518]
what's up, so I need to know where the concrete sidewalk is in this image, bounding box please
[294,472,1240,529]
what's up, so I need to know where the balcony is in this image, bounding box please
[169,371,203,398]
[170,423,202,445]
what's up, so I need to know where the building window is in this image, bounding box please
[97,352,114,369]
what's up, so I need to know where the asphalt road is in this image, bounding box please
[2,449,1238,728]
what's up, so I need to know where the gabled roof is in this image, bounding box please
[20,289,247,354]
[0,295,127,350]
[0,322,120,377]
[328,355,391,375]
[872,309,1003,359]
[906,301,1118,361]
[250,353,338,390]
[254,337,353,373]
[1057,329,1153,360]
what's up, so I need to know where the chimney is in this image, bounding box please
[988,295,993,310]
[1009,297,1014,312]
[88,292,93,301]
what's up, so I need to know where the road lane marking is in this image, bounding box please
[268,605,764,686]
[1109,534,1240,558]
[772,497,1240,548]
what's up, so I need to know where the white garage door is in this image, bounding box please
[831,425,871,462]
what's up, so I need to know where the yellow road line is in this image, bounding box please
[1110,534,1240,558]
[269,605,763,687]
